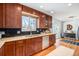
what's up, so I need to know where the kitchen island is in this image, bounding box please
[0,33,56,56]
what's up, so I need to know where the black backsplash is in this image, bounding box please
[0,28,21,37]
[0,28,47,38]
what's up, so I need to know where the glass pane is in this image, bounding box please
[30,17,37,31]
[22,16,30,31]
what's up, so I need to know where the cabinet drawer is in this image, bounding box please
[4,41,15,46]
[15,40,25,44]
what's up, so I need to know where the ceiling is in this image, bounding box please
[21,3,79,21]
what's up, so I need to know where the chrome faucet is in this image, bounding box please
[30,31,32,35]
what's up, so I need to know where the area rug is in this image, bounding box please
[46,46,74,56]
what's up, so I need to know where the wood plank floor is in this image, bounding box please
[33,46,56,56]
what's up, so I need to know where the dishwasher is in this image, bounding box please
[42,36,49,49]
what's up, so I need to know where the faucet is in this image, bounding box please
[30,31,32,35]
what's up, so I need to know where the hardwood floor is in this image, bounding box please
[73,46,79,56]
[33,46,56,56]
[60,41,77,49]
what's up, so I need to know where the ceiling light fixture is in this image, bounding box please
[68,3,72,6]
[40,5,44,8]
[50,11,54,14]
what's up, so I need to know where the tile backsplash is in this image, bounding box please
[0,28,47,38]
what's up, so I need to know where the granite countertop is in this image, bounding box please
[0,33,55,48]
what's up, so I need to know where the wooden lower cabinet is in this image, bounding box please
[26,37,42,56]
[0,47,3,56]
[25,39,34,56]
[49,34,56,46]
[3,41,15,56]
[15,40,26,56]
[0,35,55,56]
[33,37,42,54]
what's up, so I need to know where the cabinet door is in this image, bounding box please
[34,37,42,53]
[15,40,26,56]
[0,4,5,28]
[26,39,35,56]
[47,16,52,28]
[26,37,42,56]
[0,48,3,56]
[5,3,22,28]
[22,5,33,14]
[3,41,15,56]
[49,35,56,46]
[0,4,3,28]
[39,13,46,28]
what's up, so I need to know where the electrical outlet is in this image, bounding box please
[17,31,20,34]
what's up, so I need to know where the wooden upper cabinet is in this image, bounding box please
[0,4,5,28]
[48,16,52,28]
[22,5,33,14]
[46,15,52,28]
[0,4,3,28]
[39,13,47,28]
[5,3,22,28]
[22,5,52,29]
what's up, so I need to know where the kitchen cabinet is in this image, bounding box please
[0,34,55,56]
[0,4,52,29]
[46,15,52,28]
[26,37,42,56]
[33,37,42,53]
[39,13,47,28]
[26,39,35,56]
[0,4,3,28]
[48,16,52,28]
[0,47,3,56]
[22,5,51,29]
[3,41,15,56]
[49,34,56,46]
[39,13,52,28]
[5,3,22,28]
[22,5,33,14]
[0,4,5,28]
[15,40,26,56]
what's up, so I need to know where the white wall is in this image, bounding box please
[52,18,62,38]
[63,19,79,39]
[63,19,79,33]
